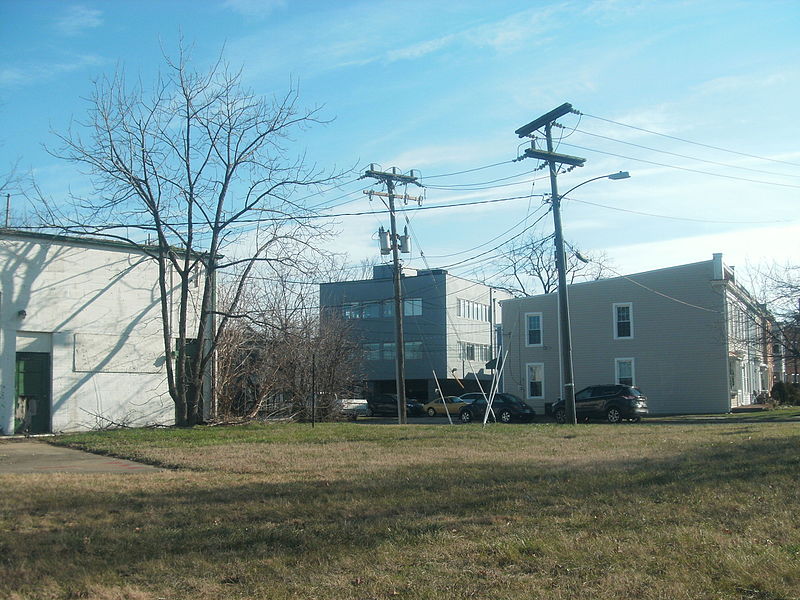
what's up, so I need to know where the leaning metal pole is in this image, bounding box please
[545,122,578,425]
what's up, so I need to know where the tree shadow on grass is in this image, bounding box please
[2,434,799,596]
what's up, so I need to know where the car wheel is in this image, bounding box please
[606,407,623,423]
[460,410,473,423]
[499,409,513,423]
[427,407,437,417]
[553,408,566,424]
[365,406,374,417]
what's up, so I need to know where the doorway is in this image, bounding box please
[14,352,51,434]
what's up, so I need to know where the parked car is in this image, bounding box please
[458,393,536,424]
[339,398,369,420]
[365,394,425,417]
[551,384,649,424]
[422,396,466,417]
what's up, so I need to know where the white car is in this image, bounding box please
[340,399,369,420]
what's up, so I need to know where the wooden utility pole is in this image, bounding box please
[516,104,586,425]
[362,166,421,424]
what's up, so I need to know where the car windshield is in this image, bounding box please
[627,387,644,397]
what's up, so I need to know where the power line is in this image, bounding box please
[566,196,790,225]
[420,198,549,260]
[437,208,552,270]
[422,160,515,180]
[422,168,542,190]
[578,111,800,168]
[14,192,546,234]
[559,142,800,189]
[567,127,800,180]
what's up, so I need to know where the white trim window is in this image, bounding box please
[613,302,633,339]
[615,358,635,386]
[525,312,543,347]
[457,298,490,322]
[526,363,545,399]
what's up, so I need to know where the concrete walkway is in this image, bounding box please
[0,440,163,474]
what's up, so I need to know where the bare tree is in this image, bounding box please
[215,262,363,421]
[42,46,342,426]
[496,228,613,296]
[1,160,36,228]
[748,262,800,388]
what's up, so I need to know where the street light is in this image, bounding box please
[552,171,631,425]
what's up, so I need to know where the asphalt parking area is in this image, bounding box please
[0,440,163,474]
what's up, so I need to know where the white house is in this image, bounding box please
[0,229,208,434]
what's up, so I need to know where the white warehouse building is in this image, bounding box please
[0,229,208,434]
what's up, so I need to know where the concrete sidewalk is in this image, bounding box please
[0,440,163,474]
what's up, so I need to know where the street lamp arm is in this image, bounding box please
[558,171,630,199]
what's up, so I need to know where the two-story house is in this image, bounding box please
[319,265,512,402]
[501,254,775,415]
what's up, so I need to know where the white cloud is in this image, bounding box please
[694,71,790,96]
[386,35,456,62]
[54,5,103,36]
[0,54,107,88]
[601,223,800,280]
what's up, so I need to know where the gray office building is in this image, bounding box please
[320,266,512,402]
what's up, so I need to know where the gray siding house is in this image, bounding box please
[319,266,512,401]
[501,254,774,415]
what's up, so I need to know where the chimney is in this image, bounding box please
[712,253,724,280]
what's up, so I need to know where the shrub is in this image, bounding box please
[771,381,800,405]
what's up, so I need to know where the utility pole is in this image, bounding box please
[362,166,421,425]
[516,103,586,425]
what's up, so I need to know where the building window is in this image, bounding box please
[457,298,490,322]
[526,313,543,346]
[343,302,361,319]
[404,298,422,316]
[364,343,380,361]
[382,300,394,317]
[458,341,492,362]
[615,358,635,386]
[526,363,544,399]
[405,341,423,360]
[382,342,395,360]
[613,303,633,339]
[361,302,381,319]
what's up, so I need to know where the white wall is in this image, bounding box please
[0,233,202,433]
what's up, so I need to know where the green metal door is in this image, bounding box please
[14,352,51,434]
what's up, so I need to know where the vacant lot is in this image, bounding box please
[2,411,799,600]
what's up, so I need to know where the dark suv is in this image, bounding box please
[458,393,536,424]
[365,394,425,417]
[552,385,648,424]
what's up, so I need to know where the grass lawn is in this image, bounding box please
[2,409,800,599]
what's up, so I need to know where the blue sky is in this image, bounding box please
[1,0,798,286]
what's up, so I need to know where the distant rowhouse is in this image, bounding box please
[501,254,777,415]
[319,266,512,402]
[0,229,211,434]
